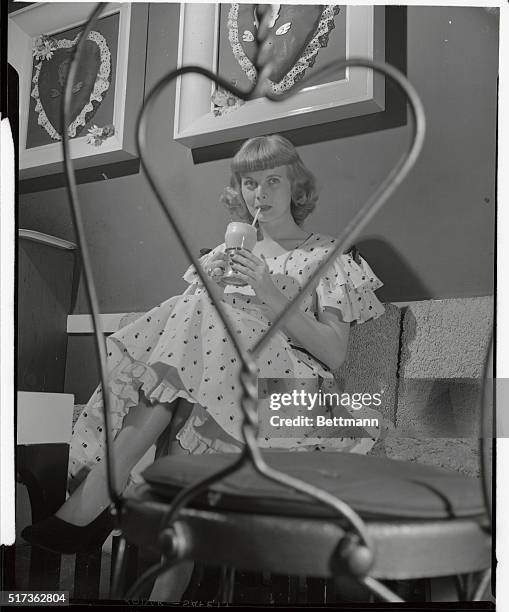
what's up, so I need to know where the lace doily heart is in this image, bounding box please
[31,31,111,141]
[228,4,340,94]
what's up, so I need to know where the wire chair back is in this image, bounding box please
[60,3,493,603]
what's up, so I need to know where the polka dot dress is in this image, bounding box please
[69,233,385,485]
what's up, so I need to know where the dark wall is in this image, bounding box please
[19,4,497,316]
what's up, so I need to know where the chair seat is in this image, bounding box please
[121,492,491,579]
[142,451,486,521]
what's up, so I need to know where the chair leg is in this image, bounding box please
[334,573,372,602]
[219,567,235,604]
[110,537,128,599]
[472,570,492,601]
[109,535,141,600]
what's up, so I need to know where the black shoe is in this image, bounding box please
[21,509,115,554]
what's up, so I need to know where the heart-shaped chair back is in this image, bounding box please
[57,5,469,604]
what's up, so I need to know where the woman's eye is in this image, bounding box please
[268,178,280,186]
[243,180,256,190]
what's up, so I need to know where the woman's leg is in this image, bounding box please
[56,393,180,526]
[149,562,195,603]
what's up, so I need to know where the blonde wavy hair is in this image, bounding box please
[221,135,318,226]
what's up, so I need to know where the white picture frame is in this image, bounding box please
[174,4,385,150]
[8,2,148,180]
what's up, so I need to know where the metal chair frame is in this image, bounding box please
[60,3,493,604]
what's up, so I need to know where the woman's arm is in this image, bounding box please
[258,285,350,370]
[231,250,350,370]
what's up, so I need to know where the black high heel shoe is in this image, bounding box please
[21,508,116,554]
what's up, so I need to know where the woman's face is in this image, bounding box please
[239,166,293,223]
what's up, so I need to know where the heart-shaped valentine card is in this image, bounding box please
[31,31,111,140]
[228,4,340,94]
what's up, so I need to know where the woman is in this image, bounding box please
[22,135,385,557]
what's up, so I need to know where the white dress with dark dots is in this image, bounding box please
[69,233,385,486]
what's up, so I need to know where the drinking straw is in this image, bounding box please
[252,208,261,226]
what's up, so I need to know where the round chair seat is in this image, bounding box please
[141,451,486,521]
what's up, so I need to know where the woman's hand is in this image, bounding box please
[231,250,350,371]
[231,249,277,301]
[202,251,228,286]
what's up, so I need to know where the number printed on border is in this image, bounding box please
[0,592,69,606]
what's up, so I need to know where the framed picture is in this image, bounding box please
[174,4,385,150]
[8,2,148,180]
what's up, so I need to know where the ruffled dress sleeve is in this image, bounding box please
[182,243,226,288]
[315,249,385,324]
